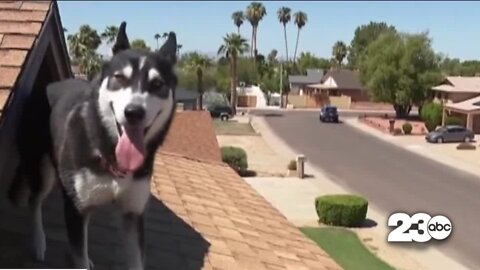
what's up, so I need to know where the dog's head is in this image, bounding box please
[97,22,177,173]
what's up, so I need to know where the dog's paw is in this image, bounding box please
[30,232,46,261]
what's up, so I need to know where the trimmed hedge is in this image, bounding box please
[402,122,413,135]
[315,194,368,227]
[221,146,248,173]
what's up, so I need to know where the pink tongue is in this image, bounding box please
[115,127,145,172]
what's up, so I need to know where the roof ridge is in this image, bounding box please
[158,150,227,167]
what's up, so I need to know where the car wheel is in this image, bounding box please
[436,137,443,144]
[465,137,472,143]
[221,115,229,121]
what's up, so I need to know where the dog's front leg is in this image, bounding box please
[121,212,145,270]
[62,189,93,269]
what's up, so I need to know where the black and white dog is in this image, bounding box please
[8,22,177,269]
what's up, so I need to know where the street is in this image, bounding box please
[262,111,480,269]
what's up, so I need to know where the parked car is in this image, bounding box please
[207,105,233,121]
[425,125,475,143]
[319,105,339,123]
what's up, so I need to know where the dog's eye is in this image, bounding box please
[113,73,128,85]
[151,79,164,88]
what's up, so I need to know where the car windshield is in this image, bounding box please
[325,107,337,113]
[436,127,447,133]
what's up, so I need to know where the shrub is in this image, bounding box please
[420,102,443,130]
[221,146,248,173]
[424,121,438,132]
[393,128,403,135]
[315,194,368,227]
[445,116,464,126]
[456,143,476,150]
[287,159,297,170]
[402,122,413,135]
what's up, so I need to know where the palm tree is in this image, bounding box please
[218,33,250,114]
[101,25,119,45]
[154,33,161,50]
[176,44,183,58]
[162,32,169,40]
[277,7,291,62]
[185,53,212,110]
[293,11,307,63]
[332,41,347,68]
[245,2,267,62]
[231,11,244,35]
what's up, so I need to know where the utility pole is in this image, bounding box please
[279,62,283,108]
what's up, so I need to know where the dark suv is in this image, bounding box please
[207,105,233,121]
[319,105,339,123]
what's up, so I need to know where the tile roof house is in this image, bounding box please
[0,0,72,186]
[0,1,341,269]
[432,76,480,133]
[307,69,368,102]
[288,69,325,95]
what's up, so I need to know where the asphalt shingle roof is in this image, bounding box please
[321,69,364,90]
[0,0,52,113]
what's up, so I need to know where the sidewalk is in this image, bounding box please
[247,115,469,270]
[344,117,480,180]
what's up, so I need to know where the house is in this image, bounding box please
[307,69,368,102]
[288,69,325,95]
[0,1,340,269]
[0,0,72,185]
[431,76,480,132]
[286,69,368,109]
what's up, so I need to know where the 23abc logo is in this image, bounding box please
[387,212,452,242]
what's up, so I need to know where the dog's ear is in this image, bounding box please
[112,21,130,55]
[157,31,177,64]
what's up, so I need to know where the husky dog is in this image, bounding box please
[8,22,178,270]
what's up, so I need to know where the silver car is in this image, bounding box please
[425,125,475,143]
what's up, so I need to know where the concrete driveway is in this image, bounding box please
[262,111,480,270]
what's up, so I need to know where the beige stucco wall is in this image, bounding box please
[329,96,351,109]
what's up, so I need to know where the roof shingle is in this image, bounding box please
[161,111,222,163]
[0,0,53,111]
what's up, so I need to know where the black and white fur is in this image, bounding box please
[8,22,178,270]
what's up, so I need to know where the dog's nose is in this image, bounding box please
[124,104,145,123]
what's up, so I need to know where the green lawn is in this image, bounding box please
[300,227,395,270]
[213,119,257,135]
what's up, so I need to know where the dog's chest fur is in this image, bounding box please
[72,168,150,213]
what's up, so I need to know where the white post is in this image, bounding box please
[296,154,306,179]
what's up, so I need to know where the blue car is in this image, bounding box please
[319,105,339,123]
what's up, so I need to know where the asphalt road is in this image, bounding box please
[262,111,480,269]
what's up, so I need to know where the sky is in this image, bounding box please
[58,1,480,61]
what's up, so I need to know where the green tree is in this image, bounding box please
[67,25,102,79]
[297,52,331,74]
[154,33,161,50]
[245,2,267,62]
[267,49,278,65]
[332,41,347,68]
[359,32,442,118]
[348,21,397,69]
[130,39,151,52]
[231,11,244,35]
[277,7,291,62]
[101,25,119,46]
[293,11,307,63]
[184,52,213,109]
[218,33,250,114]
